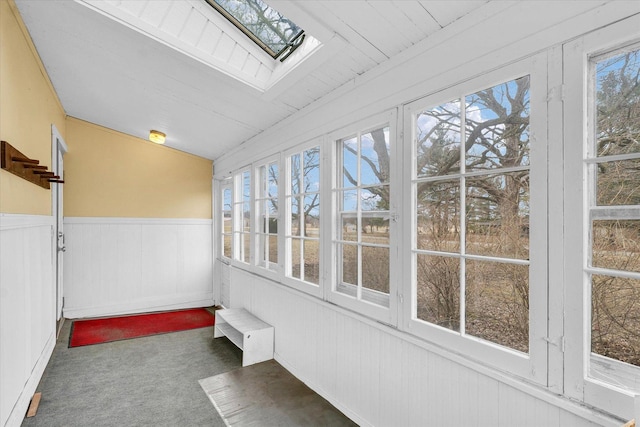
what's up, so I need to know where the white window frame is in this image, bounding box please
[220,178,233,261]
[232,168,252,265]
[282,139,324,297]
[254,155,281,274]
[401,56,548,385]
[563,16,640,419]
[327,110,399,326]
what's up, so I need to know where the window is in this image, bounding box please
[564,18,640,418]
[205,0,305,60]
[413,76,531,351]
[221,180,233,259]
[233,169,251,263]
[286,146,320,285]
[256,160,279,271]
[587,45,640,390]
[405,57,547,383]
[334,125,392,308]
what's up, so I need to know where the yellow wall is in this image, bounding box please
[65,118,212,218]
[0,0,66,215]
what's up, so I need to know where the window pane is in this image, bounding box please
[291,154,301,195]
[223,216,232,234]
[341,190,357,212]
[465,76,530,172]
[268,163,278,197]
[342,137,358,188]
[596,159,640,206]
[340,215,358,242]
[303,194,320,238]
[268,235,278,266]
[257,233,267,266]
[268,198,278,217]
[416,180,460,252]
[242,202,251,232]
[361,126,390,186]
[416,101,461,178]
[595,49,640,157]
[290,238,301,279]
[591,274,640,366]
[223,188,232,210]
[242,233,251,263]
[592,220,640,273]
[303,148,320,192]
[465,260,529,353]
[223,235,232,258]
[416,254,460,331]
[466,173,530,260]
[289,196,301,236]
[361,216,389,246]
[340,243,358,286]
[361,186,389,211]
[303,239,319,284]
[362,246,389,294]
[242,171,251,200]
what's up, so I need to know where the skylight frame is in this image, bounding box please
[205,0,306,61]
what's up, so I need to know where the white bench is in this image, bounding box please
[214,308,274,367]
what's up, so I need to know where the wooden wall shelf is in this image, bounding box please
[1,141,63,189]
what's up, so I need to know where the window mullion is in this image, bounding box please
[460,97,467,337]
[356,133,363,300]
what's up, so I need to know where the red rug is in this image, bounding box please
[69,308,215,347]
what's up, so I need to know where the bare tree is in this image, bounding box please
[415,76,531,346]
[591,50,640,366]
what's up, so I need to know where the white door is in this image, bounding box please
[52,125,67,321]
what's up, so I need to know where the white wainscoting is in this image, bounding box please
[224,267,620,427]
[0,214,56,427]
[63,217,213,318]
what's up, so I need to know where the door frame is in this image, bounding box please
[51,124,67,322]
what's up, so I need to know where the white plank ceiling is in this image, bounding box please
[15,0,488,160]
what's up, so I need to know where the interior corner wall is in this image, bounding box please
[62,118,215,318]
[0,0,64,426]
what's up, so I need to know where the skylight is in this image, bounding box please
[205,0,305,61]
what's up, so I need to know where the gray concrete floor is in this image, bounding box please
[200,359,358,427]
[21,310,357,427]
[22,315,243,426]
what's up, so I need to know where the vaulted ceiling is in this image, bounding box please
[15,0,488,160]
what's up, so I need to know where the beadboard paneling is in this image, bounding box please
[63,217,213,318]
[0,215,56,427]
[225,268,615,427]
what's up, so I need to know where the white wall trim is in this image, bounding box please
[64,217,212,225]
[0,214,54,230]
[64,293,214,319]
[4,332,55,427]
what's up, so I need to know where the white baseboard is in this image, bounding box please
[5,332,55,427]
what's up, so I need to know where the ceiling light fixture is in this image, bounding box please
[149,130,166,144]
